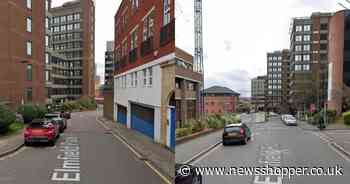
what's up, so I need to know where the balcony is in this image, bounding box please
[175,65,203,82]
[141,37,154,56]
[129,48,138,63]
[160,20,175,46]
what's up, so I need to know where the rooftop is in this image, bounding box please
[203,86,240,96]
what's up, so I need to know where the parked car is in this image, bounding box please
[24,119,60,146]
[51,117,67,133]
[175,164,202,184]
[222,123,251,145]
[60,111,71,119]
[283,115,297,126]
[45,113,67,132]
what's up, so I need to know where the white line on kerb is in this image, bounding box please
[95,117,172,184]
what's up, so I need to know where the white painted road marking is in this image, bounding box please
[51,137,80,182]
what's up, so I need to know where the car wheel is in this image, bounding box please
[49,140,55,147]
[24,141,30,146]
[222,140,227,146]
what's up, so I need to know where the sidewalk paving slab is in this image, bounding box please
[98,117,175,180]
[0,131,24,158]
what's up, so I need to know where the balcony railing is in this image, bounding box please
[129,48,138,63]
[160,20,175,46]
[141,37,154,56]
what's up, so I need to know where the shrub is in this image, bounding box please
[343,111,350,125]
[17,104,38,123]
[326,110,337,124]
[0,105,16,134]
[35,105,47,119]
[77,97,97,110]
[191,120,205,133]
[176,128,192,138]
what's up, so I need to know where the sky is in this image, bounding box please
[176,0,342,97]
[52,0,344,96]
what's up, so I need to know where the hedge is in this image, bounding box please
[0,105,16,134]
[17,104,47,124]
[343,111,350,125]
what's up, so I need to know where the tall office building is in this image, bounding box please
[251,76,266,111]
[105,41,114,86]
[266,51,284,112]
[0,0,46,108]
[49,0,95,102]
[289,13,332,114]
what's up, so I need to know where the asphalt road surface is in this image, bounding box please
[177,113,350,184]
[0,111,165,184]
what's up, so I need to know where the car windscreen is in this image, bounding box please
[45,114,59,119]
[224,126,241,133]
[29,122,50,129]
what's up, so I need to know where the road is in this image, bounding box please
[0,111,165,184]
[176,113,350,184]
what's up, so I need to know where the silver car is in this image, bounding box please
[284,115,297,126]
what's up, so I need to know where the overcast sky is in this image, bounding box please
[52,0,344,96]
[176,0,342,97]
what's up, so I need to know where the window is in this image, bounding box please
[295,55,301,61]
[303,64,310,71]
[60,16,66,23]
[148,67,153,86]
[26,88,33,102]
[143,11,154,41]
[303,45,310,51]
[134,72,138,87]
[296,25,302,32]
[295,65,302,71]
[303,54,310,61]
[45,53,49,64]
[320,34,327,41]
[295,35,302,42]
[67,15,73,21]
[295,45,302,51]
[26,17,32,32]
[45,0,49,11]
[143,69,147,86]
[45,17,49,29]
[131,0,139,12]
[26,41,32,56]
[54,17,59,24]
[54,26,59,32]
[304,25,311,31]
[27,64,32,81]
[74,23,80,30]
[45,70,49,81]
[303,35,310,41]
[45,36,49,46]
[163,0,171,25]
[67,24,73,31]
[320,24,328,30]
[26,0,31,9]
[131,28,138,50]
[74,13,80,20]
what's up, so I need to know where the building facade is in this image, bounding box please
[105,41,115,86]
[174,48,202,128]
[49,0,95,103]
[114,0,175,149]
[0,0,46,108]
[328,10,350,115]
[266,51,284,112]
[289,13,332,115]
[203,86,240,116]
[251,76,266,111]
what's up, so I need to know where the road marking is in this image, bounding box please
[328,142,350,163]
[51,137,80,182]
[191,143,222,165]
[95,118,172,184]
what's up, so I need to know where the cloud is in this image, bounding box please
[205,69,252,97]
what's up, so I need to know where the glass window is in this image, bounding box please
[26,0,31,9]
[45,17,49,29]
[303,35,310,41]
[26,17,32,32]
[67,24,73,31]
[27,64,32,81]
[143,69,147,86]
[45,70,49,81]
[163,0,171,25]
[74,13,80,20]
[295,35,302,42]
[26,88,33,102]
[61,25,66,31]
[303,64,310,71]
[295,25,302,32]
[131,28,138,50]
[45,53,49,64]
[143,11,154,41]
[303,54,310,61]
[45,36,49,46]
[26,41,32,56]
[304,25,311,31]
[74,23,80,30]
[67,15,73,21]
[303,45,310,51]
[295,45,302,51]
[295,55,301,61]
[148,67,153,86]
[60,16,66,23]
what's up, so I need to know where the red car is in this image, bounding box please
[24,119,60,146]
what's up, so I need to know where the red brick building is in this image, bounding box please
[0,0,46,108]
[203,86,240,115]
[114,0,175,148]
[328,10,350,115]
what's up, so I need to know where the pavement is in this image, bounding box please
[0,111,168,184]
[0,131,24,157]
[97,114,175,180]
[176,113,350,184]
